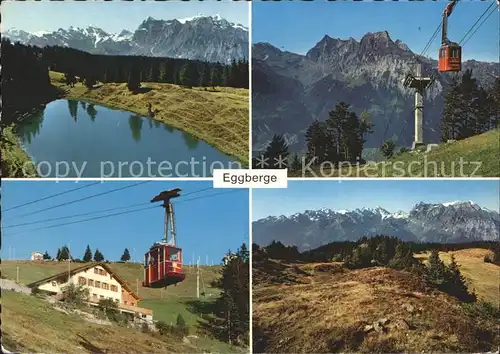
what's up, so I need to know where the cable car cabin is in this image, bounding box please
[143,242,185,288]
[438,44,461,72]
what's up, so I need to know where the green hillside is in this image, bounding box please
[294,129,500,177]
[1,260,245,353]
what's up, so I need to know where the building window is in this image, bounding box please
[102,283,109,290]
[141,314,146,318]
[111,285,118,292]
[95,281,101,288]
[92,293,97,299]
[131,302,136,306]
[78,277,86,285]
[51,281,57,286]
[88,279,94,287]
[94,268,99,274]
[124,301,128,305]
[115,299,119,303]
[100,295,104,299]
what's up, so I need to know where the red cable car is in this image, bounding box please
[438,44,461,72]
[143,242,185,288]
[438,0,461,73]
[142,188,186,288]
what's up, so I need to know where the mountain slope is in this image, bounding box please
[252,32,499,152]
[4,15,248,64]
[253,257,500,353]
[253,201,500,251]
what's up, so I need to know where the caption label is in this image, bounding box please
[213,169,288,188]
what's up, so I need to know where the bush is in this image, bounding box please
[380,140,396,159]
[155,320,177,336]
[61,283,89,306]
[176,314,189,336]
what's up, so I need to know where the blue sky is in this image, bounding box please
[1,0,249,33]
[252,0,499,62]
[2,181,249,264]
[252,180,500,220]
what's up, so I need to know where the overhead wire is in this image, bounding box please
[3,181,101,212]
[459,0,497,45]
[8,181,151,220]
[2,186,247,237]
[461,2,498,47]
[2,186,224,229]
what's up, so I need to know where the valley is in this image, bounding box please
[252,33,499,153]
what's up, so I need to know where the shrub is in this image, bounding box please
[61,283,89,306]
[176,314,189,336]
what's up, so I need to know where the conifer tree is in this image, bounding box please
[120,248,131,262]
[83,245,93,262]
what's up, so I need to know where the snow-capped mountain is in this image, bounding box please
[253,201,500,251]
[3,15,248,64]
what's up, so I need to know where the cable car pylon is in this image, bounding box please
[142,188,186,288]
[403,61,435,150]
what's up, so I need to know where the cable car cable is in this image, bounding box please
[175,188,247,204]
[4,204,160,237]
[181,186,213,197]
[2,201,152,229]
[8,181,150,220]
[4,186,213,227]
[3,187,245,236]
[461,4,497,47]
[3,181,101,212]
[459,1,496,45]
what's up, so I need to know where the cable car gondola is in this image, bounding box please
[143,188,186,288]
[438,0,461,73]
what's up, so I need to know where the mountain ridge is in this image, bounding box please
[252,31,499,152]
[3,15,249,64]
[253,201,500,250]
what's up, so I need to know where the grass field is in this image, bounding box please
[292,129,500,178]
[49,71,249,165]
[1,290,198,354]
[414,248,499,307]
[1,260,245,353]
[253,250,500,353]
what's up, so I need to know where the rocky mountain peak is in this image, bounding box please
[253,202,499,251]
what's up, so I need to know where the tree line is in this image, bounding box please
[207,243,249,346]
[40,42,249,89]
[41,245,132,263]
[252,102,373,170]
[441,69,499,142]
[255,236,494,303]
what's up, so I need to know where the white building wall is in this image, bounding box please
[37,265,123,304]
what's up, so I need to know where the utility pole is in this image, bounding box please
[206,255,208,266]
[196,257,200,299]
[16,266,19,283]
[68,243,71,283]
[403,61,434,150]
[136,278,139,296]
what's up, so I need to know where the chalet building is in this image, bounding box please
[31,252,44,261]
[27,263,153,324]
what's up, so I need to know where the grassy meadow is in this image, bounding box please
[1,260,245,353]
[50,71,249,165]
[291,129,500,178]
[252,248,499,353]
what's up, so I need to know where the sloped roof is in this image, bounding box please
[26,262,141,300]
